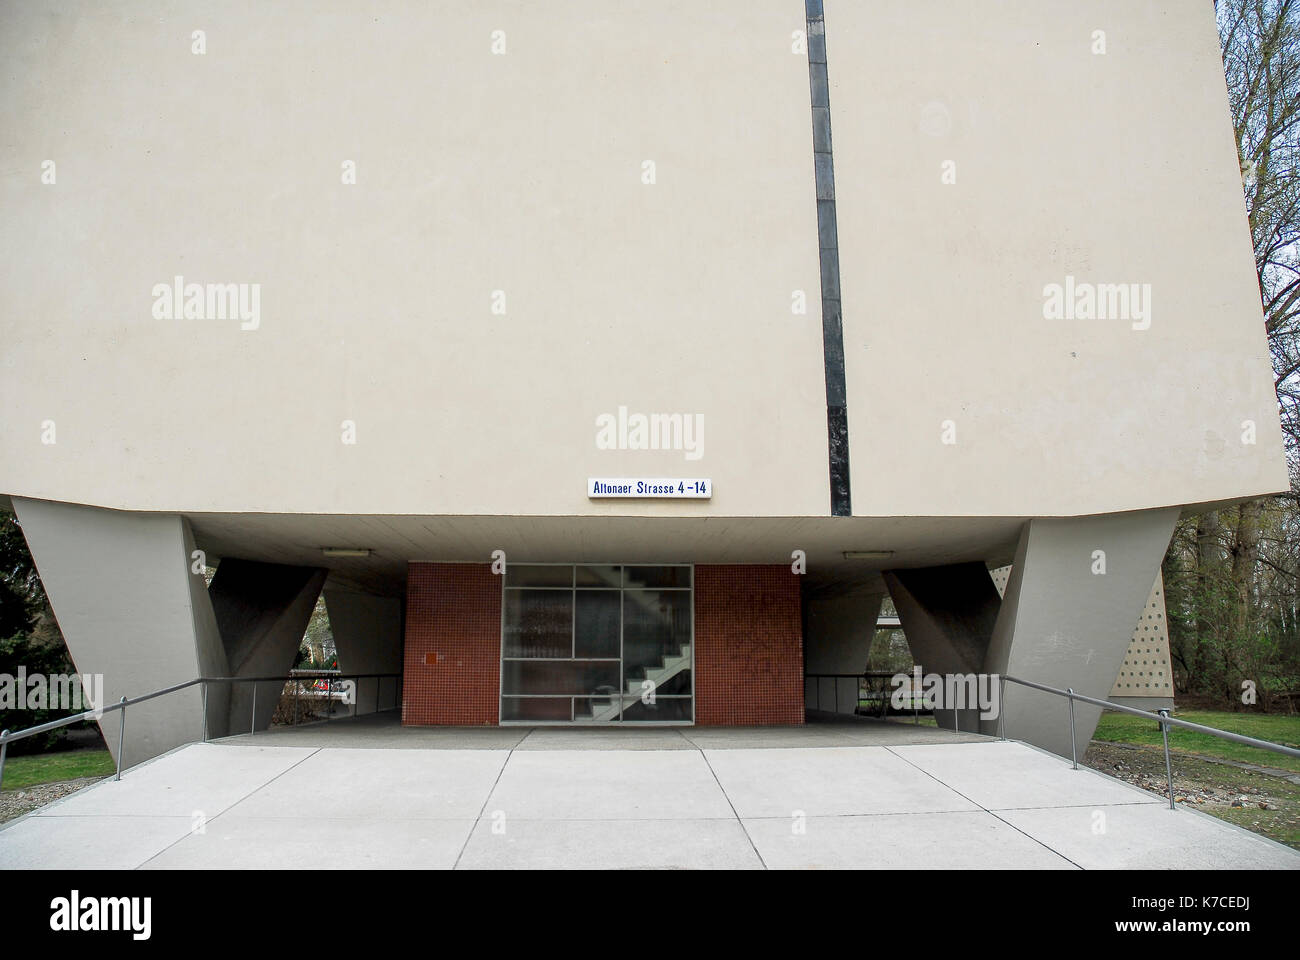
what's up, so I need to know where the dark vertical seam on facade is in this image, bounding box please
[806,0,851,517]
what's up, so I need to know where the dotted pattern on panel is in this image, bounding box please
[694,565,804,725]
[990,565,1010,597]
[988,565,1172,697]
[1110,571,1173,697]
[401,562,501,725]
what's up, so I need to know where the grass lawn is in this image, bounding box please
[0,748,115,791]
[1092,710,1300,774]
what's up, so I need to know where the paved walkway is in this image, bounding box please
[2,716,1297,869]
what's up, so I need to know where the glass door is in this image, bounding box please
[499,564,693,723]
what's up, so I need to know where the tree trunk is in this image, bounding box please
[1194,511,1221,685]
[1231,500,1262,632]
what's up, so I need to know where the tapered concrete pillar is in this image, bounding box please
[883,562,1001,732]
[985,509,1179,757]
[11,498,228,766]
[325,588,403,715]
[802,589,882,714]
[209,560,327,735]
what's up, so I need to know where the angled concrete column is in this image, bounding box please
[883,562,1001,732]
[11,498,227,766]
[802,590,882,714]
[209,560,326,735]
[984,509,1179,758]
[325,588,403,715]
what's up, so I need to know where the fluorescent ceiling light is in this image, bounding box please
[321,547,372,558]
[842,550,894,560]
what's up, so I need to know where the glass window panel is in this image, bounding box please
[575,590,620,659]
[502,590,572,658]
[649,668,692,696]
[622,590,692,685]
[575,565,622,587]
[573,693,624,722]
[623,565,691,589]
[500,697,572,722]
[499,563,693,723]
[502,660,620,697]
[620,696,692,722]
[505,564,574,587]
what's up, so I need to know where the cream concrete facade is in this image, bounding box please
[0,0,1285,521]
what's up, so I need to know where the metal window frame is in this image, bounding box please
[498,562,695,726]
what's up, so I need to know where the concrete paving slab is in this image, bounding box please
[0,815,194,869]
[219,718,529,750]
[3,729,1294,870]
[744,811,1076,870]
[216,713,985,751]
[804,714,990,746]
[29,743,314,819]
[140,816,475,869]
[484,750,734,820]
[997,803,1300,869]
[457,817,763,869]
[680,726,865,750]
[682,723,986,751]
[703,746,979,818]
[513,727,693,750]
[890,741,1164,810]
[224,748,507,820]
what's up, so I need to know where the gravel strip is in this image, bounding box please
[0,777,106,824]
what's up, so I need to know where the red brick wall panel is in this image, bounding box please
[402,562,500,725]
[694,564,804,725]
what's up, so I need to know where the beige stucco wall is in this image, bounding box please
[0,0,1286,520]
[0,0,828,518]
[829,0,1287,516]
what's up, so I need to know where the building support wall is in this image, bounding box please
[326,588,403,715]
[802,589,882,714]
[209,559,327,736]
[11,497,227,765]
[985,509,1179,756]
[883,562,1002,732]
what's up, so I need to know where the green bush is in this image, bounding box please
[0,631,79,755]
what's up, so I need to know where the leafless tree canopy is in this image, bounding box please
[1165,1,1300,708]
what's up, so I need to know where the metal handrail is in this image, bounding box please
[804,671,929,724]
[0,671,402,793]
[1002,674,1300,810]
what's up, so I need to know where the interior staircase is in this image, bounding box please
[580,643,691,722]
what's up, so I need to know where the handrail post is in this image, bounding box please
[1066,688,1078,769]
[998,675,1006,740]
[295,676,300,724]
[0,730,9,793]
[115,696,127,781]
[326,678,332,723]
[1159,708,1176,810]
[251,683,257,736]
[201,681,208,743]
